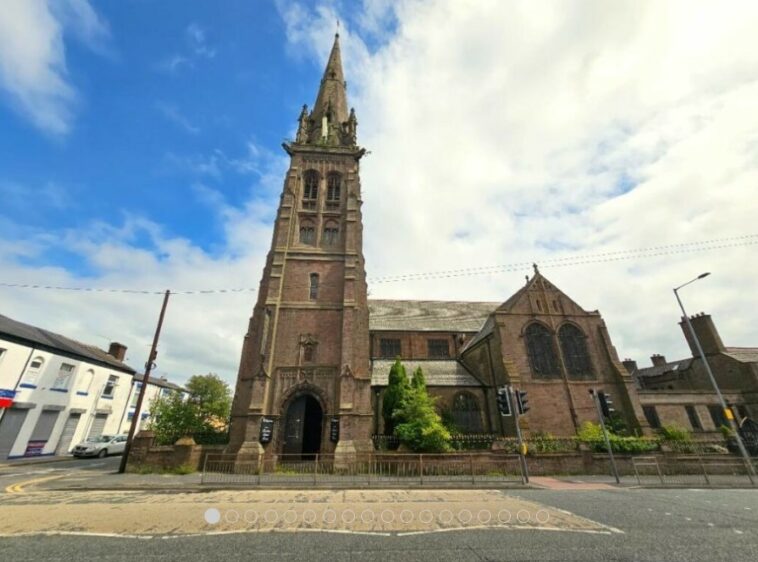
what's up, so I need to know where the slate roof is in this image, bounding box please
[724,347,758,363]
[634,358,693,378]
[370,359,482,387]
[134,372,186,392]
[0,313,135,374]
[368,299,497,332]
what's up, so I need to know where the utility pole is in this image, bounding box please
[590,388,620,484]
[118,290,171,474]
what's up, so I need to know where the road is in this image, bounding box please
[0,458,757,561]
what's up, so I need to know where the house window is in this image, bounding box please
[102,375,119,398]
[23,357,45,385]
[379,338,401,358]
[451,392,483,434]
[131,382,142,406]
[524,323,560,378]
[52,363,76,391]
[427,339,450,358]
[323,223,339,246]
[558,324,594,380]
[77,369,95,395]
[309,273,319,300]
[299,221,316,245]
[708,405,728,429]
[685,405,703,431]
[326,173,341,209]
[642,406,661,429]
[302,170,319,209]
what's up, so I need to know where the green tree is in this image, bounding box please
[147,373,232,445]
[393,366,452,453]
[382,359,409,435]
[185,373,232,429]
[411,366,426,390]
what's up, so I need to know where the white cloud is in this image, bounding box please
[279,0,758,367]
[3,1,758,387]
[0,0,108,134]
[156,102,200,134]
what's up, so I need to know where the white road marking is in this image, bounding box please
[734,529,743,535]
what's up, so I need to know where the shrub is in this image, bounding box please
[576,421,658,454]
[657,424,692,442]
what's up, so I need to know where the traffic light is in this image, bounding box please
[598,391,614,418]
[496,386,511,416]
[516,389,530,415]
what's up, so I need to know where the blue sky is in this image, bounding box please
[1,1,344,270]
[1,1,757,383]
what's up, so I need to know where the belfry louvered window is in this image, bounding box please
[525,323,560,378]
[558,324,594,379]
[302,170,319,210]
[326,173,341,210]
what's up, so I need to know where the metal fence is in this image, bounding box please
[630,455,756,487]
[201,452,525,486]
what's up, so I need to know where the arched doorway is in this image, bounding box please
[282,394,323,459]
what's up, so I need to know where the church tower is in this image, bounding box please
[228,34,373,459]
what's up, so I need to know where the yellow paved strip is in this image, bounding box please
[0,489,622,536]
[4,474,68,494]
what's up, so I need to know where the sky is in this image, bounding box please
[1,0,757,385]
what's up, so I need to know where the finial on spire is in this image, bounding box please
[336,19,340,37]
[533,263,539,274]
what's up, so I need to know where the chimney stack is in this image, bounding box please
[108,342,127,361]
[680,313,725,358]
[650,354,667,367]
[622,358,638,373]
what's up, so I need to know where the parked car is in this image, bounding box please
[72,434,128,458]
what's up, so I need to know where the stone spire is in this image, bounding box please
[296,33,356,147]
[313,33,348,123]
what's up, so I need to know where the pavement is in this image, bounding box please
[1,458,758,560]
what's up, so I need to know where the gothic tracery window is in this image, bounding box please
[451,392,483,434]
[323,221,339,246]
[525,322,560,378]
[558,323,594,379]
[299,221,315,245]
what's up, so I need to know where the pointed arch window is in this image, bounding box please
[309,273,319,300]
[558,324,594,380]
[326,173,341,209]
[299,220,315,245]
[302,170,319,210]
[22,356,45,386]
[323,221,339,246]
[524,323,560,378]
[451,392,483,434]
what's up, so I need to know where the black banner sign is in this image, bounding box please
[329,417,340,443]
[259,417,274,444]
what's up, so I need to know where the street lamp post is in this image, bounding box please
[673,273,755,476]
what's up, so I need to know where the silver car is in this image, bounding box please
[72,434,128,458]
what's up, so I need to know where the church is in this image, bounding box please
[227,34,650,459]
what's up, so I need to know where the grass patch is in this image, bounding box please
[128,463,196,475]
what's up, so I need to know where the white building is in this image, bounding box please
[0,313,184,460]
[117,373,186,435]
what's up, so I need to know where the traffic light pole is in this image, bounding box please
[590,389,620,484]
[507,385,530,484]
